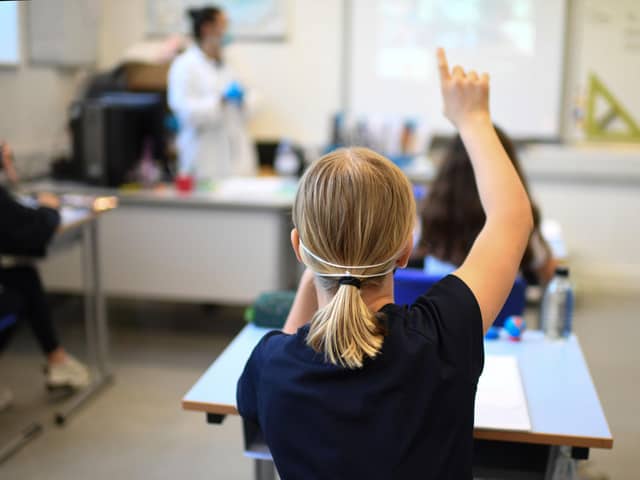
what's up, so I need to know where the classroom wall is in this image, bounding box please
[1,0,344,164]
[0,3,82,176]
[98,0,344,146]
[3,0,639,293]
[533,181,640,294]
[7,0,635,160]
[521,0,640,293]
[523,146,640,294]
[565,0,640,141]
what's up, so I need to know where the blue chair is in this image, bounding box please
[0,314,17,352]
[393,268,526,327]
[1,289,19,351]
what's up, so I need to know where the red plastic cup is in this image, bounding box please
[175,174,194,193]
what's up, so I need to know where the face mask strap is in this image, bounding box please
[298,238,398,278]
[314,265,397,279]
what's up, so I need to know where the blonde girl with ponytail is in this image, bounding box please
[237,49,533,480]
[290,147,416,368]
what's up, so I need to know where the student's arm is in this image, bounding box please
[436,48,533,333]
[0,186,61,255]
[282,268,318,334]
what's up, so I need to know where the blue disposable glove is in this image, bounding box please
[223,81,245,105]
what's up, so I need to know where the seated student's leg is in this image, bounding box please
[0,266,89,389]
[0,266,60,357]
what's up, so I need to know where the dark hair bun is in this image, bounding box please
[187,5,221,41]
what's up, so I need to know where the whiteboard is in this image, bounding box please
[575,0,640,139]
[0,1,19,65]
[348,0,567,139]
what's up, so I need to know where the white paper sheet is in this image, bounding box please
[215,177,297,200]
[475,355,531,431]
[60,206,90,228]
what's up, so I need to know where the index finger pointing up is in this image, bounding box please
[437,48,450,82]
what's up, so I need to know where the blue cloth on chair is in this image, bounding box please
[0,314,17,331]
[0,314,18,351]
[1,284,20,350]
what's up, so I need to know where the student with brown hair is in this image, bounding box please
[237,49,534,479]
[414,125,557,285]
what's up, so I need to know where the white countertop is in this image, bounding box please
[23,177,299,211]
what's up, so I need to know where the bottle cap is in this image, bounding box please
[555,266,569,277]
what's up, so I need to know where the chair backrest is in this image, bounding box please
[393,268,526,327]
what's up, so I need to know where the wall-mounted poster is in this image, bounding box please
[147,0,288,41]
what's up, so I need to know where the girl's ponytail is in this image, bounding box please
[306,281,384,369]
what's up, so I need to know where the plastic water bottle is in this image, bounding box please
[540,266,574,339]
[274,139,300,177]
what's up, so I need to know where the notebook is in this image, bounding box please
[475,355,531,431]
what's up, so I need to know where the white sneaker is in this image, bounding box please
[46,355,91,390]
[0,387,13,412]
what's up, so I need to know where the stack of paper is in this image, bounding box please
[475,355,531,431]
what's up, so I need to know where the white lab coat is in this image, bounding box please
[168,45,257,181]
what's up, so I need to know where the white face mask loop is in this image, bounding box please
[299,238,398,279]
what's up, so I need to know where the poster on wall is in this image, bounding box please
[147,0,288,40]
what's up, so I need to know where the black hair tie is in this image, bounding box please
[338,276,362,289]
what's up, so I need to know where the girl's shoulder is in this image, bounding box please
[396,275,482,342]
[254,329,288,355]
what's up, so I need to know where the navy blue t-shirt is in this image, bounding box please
[237,274,484,479]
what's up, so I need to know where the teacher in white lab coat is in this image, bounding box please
[168,6,258,182]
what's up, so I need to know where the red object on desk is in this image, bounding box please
[175,174,194,193]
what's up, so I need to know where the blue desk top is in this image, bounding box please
[183,324,612,449]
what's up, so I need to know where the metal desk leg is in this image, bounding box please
[545,445,579,480]
[89,219,110,377]
[243,419,276,479]
[544,446,560,480]
[255,458,276,480]
[54,219,113,425]
[0,423,43,464]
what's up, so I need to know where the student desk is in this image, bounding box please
[0,203,115,462]
[27,179,299,305]
[182,324,613,480]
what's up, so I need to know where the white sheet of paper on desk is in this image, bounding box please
[475,355,531,431]
[216,177,296,199]
[60,206,89,227]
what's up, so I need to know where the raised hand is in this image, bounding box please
[435,49,534,334]
[436,48,490,129]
